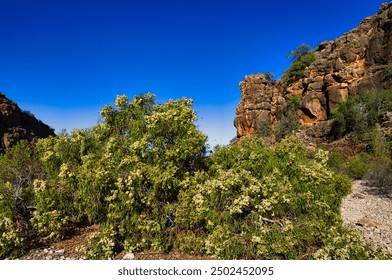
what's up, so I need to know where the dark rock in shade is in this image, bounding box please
[234,2,392,143]
[0,92,55,152]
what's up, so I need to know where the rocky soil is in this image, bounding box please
[19,225,98,260]
[341,180,392,254]
[19,225,213,260]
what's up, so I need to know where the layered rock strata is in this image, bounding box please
[235,2,392,142]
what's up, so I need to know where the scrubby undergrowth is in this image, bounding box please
[328,89,392,197]
[0,94,390,260]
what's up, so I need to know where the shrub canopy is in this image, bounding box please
[0,93,389,260]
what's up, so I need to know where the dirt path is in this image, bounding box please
[341,180,392,254]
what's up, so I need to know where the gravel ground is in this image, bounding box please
[341,180,392,254]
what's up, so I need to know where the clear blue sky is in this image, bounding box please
[0,0,387,146]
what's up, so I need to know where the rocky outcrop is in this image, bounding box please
[234,75,285,136]
[235,2,392,142]
[0,93,55,152]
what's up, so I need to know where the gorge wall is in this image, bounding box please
[0,93,55,152]
[234,2,392,144]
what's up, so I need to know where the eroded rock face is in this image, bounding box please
[0,93,55,152]
[234,75,284,136]
[234,3,392,141]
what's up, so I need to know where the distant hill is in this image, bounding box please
[0,92,55,152]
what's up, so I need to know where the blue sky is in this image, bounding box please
[0,0,387,146]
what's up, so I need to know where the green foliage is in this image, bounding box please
[332,90,392,145]
[264,71,276,86]
[30,179,70,242]
[346,153,372,179]
[0,140,42,218]
[313,226,389,259]
[256,121,273,137]
[0,181,26,258]
[0,216,25,259]
[283,44,316,82]
[366,157,392,198]
[284,53,316,82]
[286,95,302,111]
[1,93,390,260]
[79,227,118,260]
[275,111,298,142]
[176,137,369,259]
[329,88,392,179]
[327,151,346,173]
[331,90,392,182]
[33,93,207,257]
[275,95,301,141]
[286,44,312,60]
[0,141,40,258]
[385,61,392,81]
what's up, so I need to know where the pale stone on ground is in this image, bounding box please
[341,180,392,254]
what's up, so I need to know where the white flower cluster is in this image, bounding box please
[31,210,68,242]
[58,163,74,179]
[0,217,24,257]
[32,179,47,194]
[114,94,129,108]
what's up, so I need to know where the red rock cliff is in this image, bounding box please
[234,2,392,142]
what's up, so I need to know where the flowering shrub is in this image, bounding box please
[0,184,26,259]
[31,94,207,258]
[31,210,68,242]
[313,226,389,260]
[30,179,70,242]
[175,137,368,259]
[0,141,41,258]
[0,94,389,260]
[0,217,25,259]
[79,226,117,260]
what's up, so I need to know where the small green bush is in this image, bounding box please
[327,151,346,173]
[286,44,312,60]
[79,227,118,260]
[0,140,42,218]
[256,121,273,137]
[385,61,392,81]
[0,184,26,259]
[30,179,70,242]
[366,157,392,198]
[347,153,372,179]
[332,89,392,145]
[275,95,301,141]
[313,226,389,259]
[0,140,43,258]
[275,111,299,142]
[264,71,276,86]
[0,217,25,259]
[283,45,316,83]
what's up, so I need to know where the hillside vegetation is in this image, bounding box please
[1,93,390,260]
